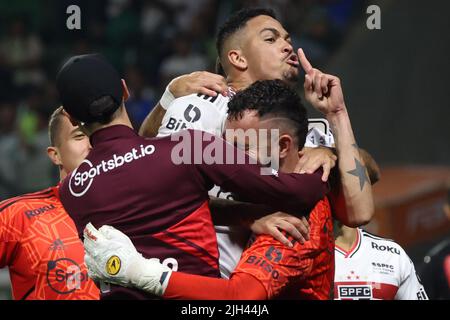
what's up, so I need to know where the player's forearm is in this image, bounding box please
[163,272,267,300]
[209,197,275,227]
[220,169,328,216]
[138,103,166,137]
[327,109,374,227]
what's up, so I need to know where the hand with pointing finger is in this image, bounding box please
[298,48,346,116]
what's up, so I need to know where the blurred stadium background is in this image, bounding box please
[0,0,449,299]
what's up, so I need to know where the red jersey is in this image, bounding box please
[0,187,99,300]
[59,126,328,299]
[232,197,334,299]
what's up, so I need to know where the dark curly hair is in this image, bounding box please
[216,8,276,62]
[227,79,308,148]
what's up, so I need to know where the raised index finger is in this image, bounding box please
[298,48,313,74]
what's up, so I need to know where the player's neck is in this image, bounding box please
[335,226,358,251]
[59,170,67,181]
[227,74,254,92]
[82,105,133,136]
[280,151,301,173]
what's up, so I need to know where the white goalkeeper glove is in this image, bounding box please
[83,223,172,296]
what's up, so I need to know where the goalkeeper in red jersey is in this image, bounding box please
[0,107,99,300]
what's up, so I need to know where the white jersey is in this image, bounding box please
[334,228,428,300]
[158,92,335,279]
[157,93,230,137]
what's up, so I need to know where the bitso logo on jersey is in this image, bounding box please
[106,256,121,275]
[184,104,201,123]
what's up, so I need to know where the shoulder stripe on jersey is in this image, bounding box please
[163,230,218,263]
[0,189,53,207]
[334,247,346,256]
[349,230,363,258]
[362,231,395,243]
[19,285,35,300]
[196,93,219,104]
[0,194,55,213]
[0,190,54,207]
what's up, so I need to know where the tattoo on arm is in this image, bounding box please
[346,158,370,191]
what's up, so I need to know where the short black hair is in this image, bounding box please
[88,95,121,124]
[216,7,276,59]
[227,79,308,148]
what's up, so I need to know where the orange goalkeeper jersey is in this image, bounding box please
[232,197,335,299]
[0,186,99,300]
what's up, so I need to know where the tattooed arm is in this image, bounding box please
[298,48,374,227]
[326,122,375,227]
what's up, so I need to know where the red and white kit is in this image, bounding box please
[334,228,428,300]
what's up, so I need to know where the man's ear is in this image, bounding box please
[228,49,247,71]
[47,146,62,166]
[279,134,294,160]
[121,79,130,102]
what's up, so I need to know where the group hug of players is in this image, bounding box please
[0,8,428,300]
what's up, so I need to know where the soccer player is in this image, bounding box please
[334,224,428,300]
[139,8,374,279]
[0,72,254,300]
[83,77,376,299]
[0,107,99,300]
[333,152,428,300]
[56,54,329,299]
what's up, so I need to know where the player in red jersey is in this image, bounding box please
[84,73,374,299]
[0,107,99,300]
[159,80,335,300]
[56,53,331,300]
[137,8,374,283]
[81,8,374,300]
[0,73,256,300]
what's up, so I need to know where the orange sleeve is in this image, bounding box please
[163,272,267,300]
[0,199,25,268]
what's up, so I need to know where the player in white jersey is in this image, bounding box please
[139,8,374,280]
[334,227,428,300]
[157,92,231,138]
[333,154,428,300]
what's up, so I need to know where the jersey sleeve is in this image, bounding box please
[158,93,228,137]
[179,130,329,215]
[395,247,428,300]
[0,201,25,268]
[163,271,267,300]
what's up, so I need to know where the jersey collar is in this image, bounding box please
[335,228,362,258]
